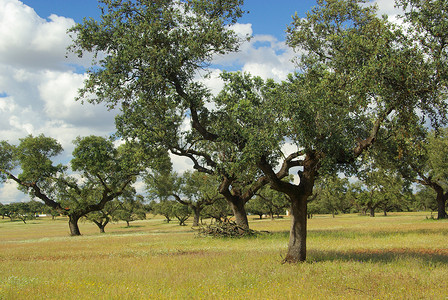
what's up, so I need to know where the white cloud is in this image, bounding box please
[0,0,77,70]
[369,0,404,17]
[0,181,26,204]
[0,3,301,202]
[213,24,295,81]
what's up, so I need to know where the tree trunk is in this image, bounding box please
[284,194,308,263]
[126,220,130,227]
[229,199,249,230]
[68,214,81,236]
[369,206,375,217]
[93,219,109,233]
[192,206,201,227]
[435,188,447,219]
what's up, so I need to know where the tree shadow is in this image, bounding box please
[308,248,448,265]
[269,229,448,265]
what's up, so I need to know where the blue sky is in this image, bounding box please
[0,0,398,203]
[21,0,317,39]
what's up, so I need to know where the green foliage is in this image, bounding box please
[0,141,17,182]
[427,128,448,188]
[113,193,147,226]
[397,0,448,106]
[150,199,176,223]
[3,202,38,224]
[246,185,290,219]
[0,134,149,234]
[69,0,245,108]
[172,202,191,226]
[284,0,445,171]
[312,175,352,216]
[201,197,232,222]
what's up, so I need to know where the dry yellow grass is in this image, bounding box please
[1,212,447,299]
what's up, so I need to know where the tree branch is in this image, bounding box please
[354,107,394,158]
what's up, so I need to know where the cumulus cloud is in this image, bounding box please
[369,0,404,17]
[214,24,296,81]
[0,0,75,70]
[0,2,299,203]
[0,181,26,204]
[0,1,117,203]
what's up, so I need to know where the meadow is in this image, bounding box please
[0,212,447,299]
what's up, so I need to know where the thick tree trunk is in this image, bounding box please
[68,215,81,236]
[435,188,447,219]
[192,206,201,227]
[283,155,318,263]
[284,194,308,263]
[369,206,375,217]
[229,199,249,230]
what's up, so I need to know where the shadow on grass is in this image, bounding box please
[265,230,448,265]
[308,228,448,239]
[308,248,448,265]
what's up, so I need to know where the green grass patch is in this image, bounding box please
[0,213,447,299]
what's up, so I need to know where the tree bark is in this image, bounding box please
[284,193,308,263]
[92,219,109,233]
[192,206,201,227]
[229,199,249,230]
[68,214,81,236]
[434,187,447,219]
[369,206,375,217]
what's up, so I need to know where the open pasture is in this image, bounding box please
[1,213,447,299]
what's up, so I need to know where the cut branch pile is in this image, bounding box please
[195,220,267,238]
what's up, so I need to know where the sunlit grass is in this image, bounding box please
[1,212,447,299]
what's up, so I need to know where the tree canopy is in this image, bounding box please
[0,135,154,235]
[68,0,448,262]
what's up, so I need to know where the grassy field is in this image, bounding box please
[0,212,447,299]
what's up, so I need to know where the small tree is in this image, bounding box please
[172,202,191,226]
[114,193,147,227]
[201,197,232,223]
[312,176,351,217]
[151,200,176,223]
[8,202,35,224]
[0,135,153,235]
[84,200,121,233]
[0,203,5,219]
[146,170,221,226]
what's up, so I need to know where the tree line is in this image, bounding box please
[1,0,448,263]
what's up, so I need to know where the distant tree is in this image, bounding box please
[312,176,351,217]
[172,202,191,226]
[374,126,448,219]
[28,200,46,217]
[176,171,222,226]
[0,135,154,235]
[414,186,438,214]
[7,202,35,224]
[246,196,266,219]
[0,203,6,219]
[146,170,221,226]
[84,200,120,233]
[151,200,176,223]
[201,197,232,223]
[114,193,147,227]
[247,185,290,219]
